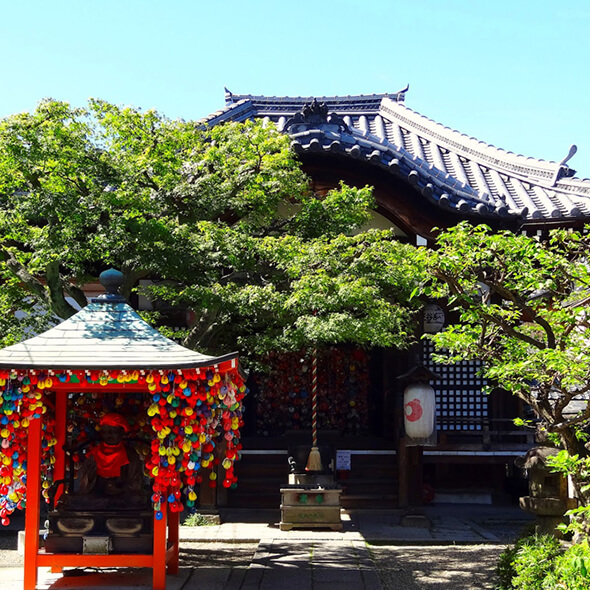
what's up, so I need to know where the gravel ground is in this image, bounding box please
[0,532,506,590]
[0,531,22,567]
[370,544,505,590]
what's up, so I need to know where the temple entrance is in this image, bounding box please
[225,346,405,510]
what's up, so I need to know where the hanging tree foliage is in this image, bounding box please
[422,222,590,526]
[0,99,423,360]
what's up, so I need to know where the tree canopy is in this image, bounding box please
[423,222,590,511]
[0,99,422,360]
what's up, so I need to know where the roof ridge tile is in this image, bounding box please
[379,98,567,182]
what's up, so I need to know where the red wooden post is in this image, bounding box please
[152,503,168,590]
[311,349,318,448]
[23,414,43,590]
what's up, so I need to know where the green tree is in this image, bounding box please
[423,222,590,518]
[0,99,422,359]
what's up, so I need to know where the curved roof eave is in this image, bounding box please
[0,301,238,371]
[207,90,590,223]
[289,125,517,220]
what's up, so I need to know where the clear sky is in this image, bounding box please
[2,0,589,177]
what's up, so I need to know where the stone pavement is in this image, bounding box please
[178,504,532,544]
[179,539,380,590]
[2,504,534,589]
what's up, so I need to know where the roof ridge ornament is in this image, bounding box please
[93,268,126,303]
[394,83,410,102]
[551,144,577,186]
[284,99,351,134]
[224,87,234,105]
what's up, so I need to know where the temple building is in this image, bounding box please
[194,90,590,509]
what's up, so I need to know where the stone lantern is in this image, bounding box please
[515,446,571,535]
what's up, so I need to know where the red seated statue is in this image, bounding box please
[58,412,148,511]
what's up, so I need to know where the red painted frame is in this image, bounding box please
[23,385,181,590]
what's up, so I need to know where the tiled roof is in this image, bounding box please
[202,91,590,223]
[0,301,238,371]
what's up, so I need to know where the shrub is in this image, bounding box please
[496,543,519,589]
[182,512,216,526]
[542,540,590,590]
[496,534,561,590]
[511,535,561,589]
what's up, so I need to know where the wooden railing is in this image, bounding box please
[437,416,535,447]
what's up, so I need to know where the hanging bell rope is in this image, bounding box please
[305,347,323,471]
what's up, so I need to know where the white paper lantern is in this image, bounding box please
[403,382,436,439]
[423,304,445,333]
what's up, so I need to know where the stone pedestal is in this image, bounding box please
[516,446,571,537]
[288,473,334,486]
[44,510,153,554]
[280,484,342,531]
[519,496,568,536]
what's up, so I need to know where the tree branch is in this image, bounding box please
[45,261,78,319]
[488,281,556,348]
[63,282,89,309]
[1,247,48,302]
[119,266,151,301]
[55,172,90,196]
[554,383,590,418]
[183,308,219,350]
[433,270,547,349]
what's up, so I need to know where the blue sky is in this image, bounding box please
[2,0,589,177]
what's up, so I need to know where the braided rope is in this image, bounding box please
[312,348,318,448]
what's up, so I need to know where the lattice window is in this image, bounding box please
[422,340,488,431]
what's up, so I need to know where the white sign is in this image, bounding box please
[336,450,352,471]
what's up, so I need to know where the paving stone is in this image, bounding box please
[184,567,231,590]
[4,506,534,589]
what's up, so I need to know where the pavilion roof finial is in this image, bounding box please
[94,268,126,303]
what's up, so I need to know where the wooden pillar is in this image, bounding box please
[216,440,228,507]
[198,467,217,510]
[167,509,180,575]
[50,391,68,574]
[53,391,67,505]
[398,437,409,507]
[152,503,168,590]
[411,445,424,505]
[199,448,223,513]
[398,437,424,507]
[24,414,43,590]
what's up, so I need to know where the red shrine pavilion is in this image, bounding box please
[0,269,245,589]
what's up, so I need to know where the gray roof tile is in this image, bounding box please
[205,91,590,222]
[0,301,237,371]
